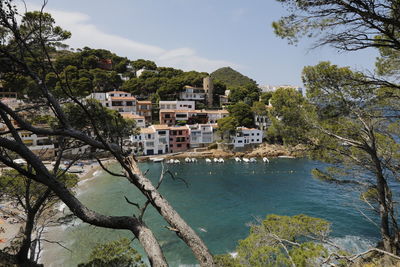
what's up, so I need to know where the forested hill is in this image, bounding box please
[210,67,257,89]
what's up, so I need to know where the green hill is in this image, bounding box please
[210,67,257,89]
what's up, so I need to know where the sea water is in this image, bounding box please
[41,158,379,266]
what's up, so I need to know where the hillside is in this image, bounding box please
[211,67,257,88]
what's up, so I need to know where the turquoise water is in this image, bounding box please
[42,158,378,266]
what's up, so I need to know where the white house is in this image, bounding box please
[179,86,206,101]
[159,100,195,110]
[203,110,229,124]
[188,124,214,147]
[121,113,146,128]
[87,91,137,113]
[19,130,56,159]
[131,125,170,155]
[232,127,263,148]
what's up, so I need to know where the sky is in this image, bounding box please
[23,0,378,87]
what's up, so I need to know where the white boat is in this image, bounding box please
[263,157,269,163]
[174,159,180,164]
[191,158,197,162]
[185,157,191,163]
[13,158,27,165]
[218,158,224,163]
[250,158,256,163]
[205,158,212,163]
[234,157,242,162]
[278,155,295,159]
[242,158,250,163]
[150,157,164,162]
[213,158,219,163]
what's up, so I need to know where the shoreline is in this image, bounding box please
[137,143,304,162]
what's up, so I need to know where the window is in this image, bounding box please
[252,133,254,136]
[178,130,182,135]
[158,130,166,135]
[177,144,182,148]
[257,133,260,136]
[251,139,254,142]
[170,144,173,147]
[126,101,133,106]
[238,140,243,143]
[165,114,171,118]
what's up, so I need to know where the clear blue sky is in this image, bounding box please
[25,0,378,86]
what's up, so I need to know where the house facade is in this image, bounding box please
[169,126,190,153]
[88,91,137,113]
[232,127,263,148]
[159,100,195,110]
[131,125,170,155]
[179,86,206,101]
[188,124,214,147]
[159,109,228,126]
[121,113,146,128]
[137,100,152,123]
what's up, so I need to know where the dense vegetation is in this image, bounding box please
[211,67,257,89]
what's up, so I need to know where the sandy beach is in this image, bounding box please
[0,158,114,254]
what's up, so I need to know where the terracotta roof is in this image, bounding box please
[141,128,155,134]
[239,127,259,131]
[169,126,189,130]
[203,110,229,114]
[159,109,202,114]
[110,96,136,101]
[183,85,204,90]
[160,109,189,113]
[137,100,152,104]
[152,124,170,130]
[121,113,145,120]
[107,91,129,94]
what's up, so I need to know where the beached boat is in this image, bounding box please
[174,159,180,164]
[250,158,256,163]
[278,155,295,159]
[242,158,250,163]
[150,157,164,162]
[191,158,197,162]
[218,158,224,163]
[213,158,219,163]
[205,158,212,163]
[234,157,242,162]
[263,157,269,163]
[13,158,27,165]
[185,157,191,163]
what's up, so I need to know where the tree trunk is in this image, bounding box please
[17,210,35,264]
[127,159,215,266]
[372,153,394,253]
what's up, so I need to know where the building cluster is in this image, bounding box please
[0,75,278,159]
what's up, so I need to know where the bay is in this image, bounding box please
[41,158,378,266]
